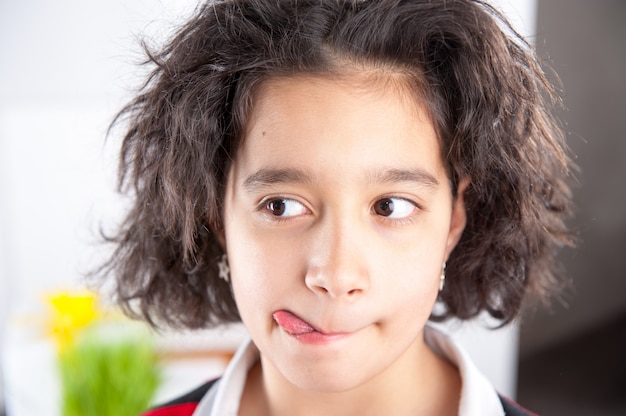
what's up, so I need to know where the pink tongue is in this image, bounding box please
[273,311,316,335]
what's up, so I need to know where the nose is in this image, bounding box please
[304,217,370,300]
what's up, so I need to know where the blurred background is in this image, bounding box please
[516,1,626,415]
[0,0,624,415]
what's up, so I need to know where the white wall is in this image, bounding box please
[0,2,201,412]
[0,0,536,412]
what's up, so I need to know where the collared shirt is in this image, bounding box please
[192,325,506,416]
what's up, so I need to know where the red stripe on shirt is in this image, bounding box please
[140,402,198,416]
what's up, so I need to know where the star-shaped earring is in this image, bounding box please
[218,254,230,283]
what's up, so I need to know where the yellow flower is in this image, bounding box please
[46,290,101,348]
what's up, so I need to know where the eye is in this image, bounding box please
[372,197,417,219]
[265,198,308,217]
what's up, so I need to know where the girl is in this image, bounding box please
[102,0,574,414]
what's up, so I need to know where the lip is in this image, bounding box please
[272,310,351,345]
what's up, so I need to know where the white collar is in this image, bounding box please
[193,325,504,416]
[424,326,505,415]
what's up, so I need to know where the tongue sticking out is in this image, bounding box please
[273,311,317,335]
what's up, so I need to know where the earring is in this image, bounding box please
[218,254,230,283]
[439,262,446,291]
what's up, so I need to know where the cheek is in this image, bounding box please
[226,227,303,310]
[379,274,439,343]
[375,241,444,313]
[386,266,439,309]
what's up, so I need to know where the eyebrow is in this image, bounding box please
[367,168,440,189]
[242,167,439,192]
[243,168,316,192]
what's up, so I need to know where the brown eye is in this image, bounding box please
[264,198,308,218]
[372,197,417,219]
[267,199,286,216]
[374,198,394,217]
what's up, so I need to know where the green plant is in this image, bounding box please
[58,325,161,416]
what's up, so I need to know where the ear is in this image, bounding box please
[444,177,470,259]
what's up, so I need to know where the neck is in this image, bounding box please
[239,335,461,416]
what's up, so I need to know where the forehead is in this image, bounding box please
[249,68,426,121]
[243,72,434,142]
[230,74,447,187]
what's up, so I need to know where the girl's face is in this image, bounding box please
[223,75,467,394]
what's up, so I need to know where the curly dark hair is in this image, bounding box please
[100,0,575,329]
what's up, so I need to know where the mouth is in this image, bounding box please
[272,310,350,344]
